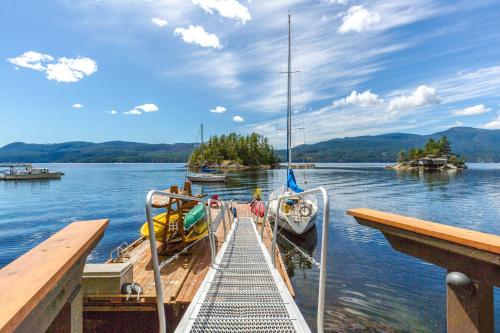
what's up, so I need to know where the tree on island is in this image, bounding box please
[188,132,279,168]
[397,136,465,167]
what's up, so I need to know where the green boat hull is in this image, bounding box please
[184,203,206,230]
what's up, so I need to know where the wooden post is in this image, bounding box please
[70,285,84,333]
[447,276,493,333]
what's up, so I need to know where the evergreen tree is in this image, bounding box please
[398,150,408,163]
[188,132,279,167]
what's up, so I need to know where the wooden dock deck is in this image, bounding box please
[84,202,293,313]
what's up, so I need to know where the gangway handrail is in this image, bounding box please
[271,186,330,333]
[145,190,234,333]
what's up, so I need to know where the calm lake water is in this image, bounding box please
[1,163,499,332]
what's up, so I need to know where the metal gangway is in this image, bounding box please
[145,187,329,333]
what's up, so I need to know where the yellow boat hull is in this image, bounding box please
[140,212,208,243]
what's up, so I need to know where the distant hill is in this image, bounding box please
[278,127,500,163]
[1,127,499,163]
[0,141,194,163]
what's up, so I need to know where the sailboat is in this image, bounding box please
[269,14,318,235]
[187,124,227,183]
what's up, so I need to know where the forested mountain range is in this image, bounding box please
[278,127,500,163]
[0,141,194,162]
[1,127,499,163]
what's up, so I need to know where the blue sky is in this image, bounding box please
[1,0,500,147]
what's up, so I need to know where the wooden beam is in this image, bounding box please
[347,208,499,333]
[347,208,500,254]
[0,219,108,332]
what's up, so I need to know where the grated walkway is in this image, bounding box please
[175,217,311,332]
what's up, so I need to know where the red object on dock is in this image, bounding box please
[210,194,220,208]
[250,200,266,218]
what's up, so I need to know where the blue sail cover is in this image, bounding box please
[287,169,304,193]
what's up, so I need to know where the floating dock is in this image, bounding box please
[83,203,294,329]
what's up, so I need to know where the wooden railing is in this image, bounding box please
[0,219,108,333]
[347,208,500,333]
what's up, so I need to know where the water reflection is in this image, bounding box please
[395,168,464,189]
[1,163,499,332]
[277,226,318,278]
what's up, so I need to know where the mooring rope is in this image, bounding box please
[277,231,321,269]
[158,233,208,271]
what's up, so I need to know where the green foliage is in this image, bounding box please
[400,135,465,166]
[188,132,279,167]
[397,150,408,163]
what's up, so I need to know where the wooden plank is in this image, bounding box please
[347,208,500,254]
[84,202,295,310]
[0,219,108,332]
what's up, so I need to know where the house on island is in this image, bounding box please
[418,155,448,169]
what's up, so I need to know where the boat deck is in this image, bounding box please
[83,203,293,312]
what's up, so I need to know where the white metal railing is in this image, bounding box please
[256,187,329,333]
[145,190,234,333]
[145,188,329,333]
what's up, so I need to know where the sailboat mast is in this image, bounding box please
[286,13,292,170]
[201,123,204,145]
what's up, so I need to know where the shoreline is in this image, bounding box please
[385,163,468,171]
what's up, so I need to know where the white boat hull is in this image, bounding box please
[274,214,316,234]
[188,174,227,183]
[268,188,318,235]
[2,172,63,180]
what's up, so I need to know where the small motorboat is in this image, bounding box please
[187,173,227,183]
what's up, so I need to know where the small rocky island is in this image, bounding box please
[188,132,279,170]
[386,136,467,170]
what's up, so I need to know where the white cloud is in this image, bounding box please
[453,104,491,116]
[151,17,168,27]
[124,109,142,115]
[72,103,84,109]
[7,51,53,71]
[233,115,244,122]
[174,25,222,49]
[326,0,348,4]
[388,85,441,111]
[435,66,500,104]
[8,52,97,83]
[333,90,382,108]
[454,120,463,126]
[135,103,159,113]
[210,106,227,113]
[123,103,158,115]
[338,5,381,33]
[45,57,97,83]
[192,0,251,23]
[189,51,240,89]
[109,110,117,115]
[480,115,500,129]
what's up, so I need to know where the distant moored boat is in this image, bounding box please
[0,163,64,180]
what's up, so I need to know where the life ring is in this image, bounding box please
[299,204,312,217]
